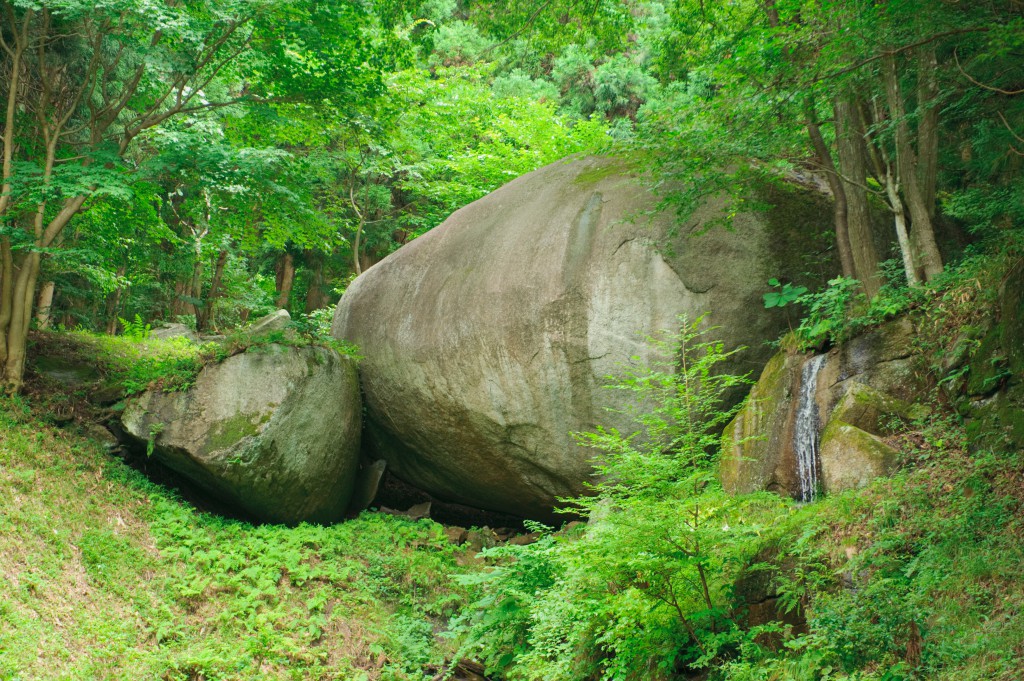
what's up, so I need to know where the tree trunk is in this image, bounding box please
[189,258,203,321]
[806,114,856,280]
[917,45,940,219]
[833,93,881,298]
[0,239,14,366]
[171,279,188,317]
[304,252,330,312]
[883,52,943,281]
[35,281,55,330]
[352,218,364,276]
[104,265,128,335]
[3,251,40,392]
[882,166,920,286]
[275,252,295,310]
[198,249,228,332]
[358,252,376,274]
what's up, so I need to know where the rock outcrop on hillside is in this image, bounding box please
[118,344,361,524]
[721,319,926,498]
[955,261,1024,451]
[334,155,835,519]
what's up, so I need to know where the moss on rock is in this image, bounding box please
[819,418,899,495]
[119,344,362,524]
[720,350,804,496]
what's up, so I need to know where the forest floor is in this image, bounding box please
[0,364,488,681]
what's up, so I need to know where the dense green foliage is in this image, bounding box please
[1,0,1022,679]
[0,402,471,680]
[6,0,1019,358]
[452,320,790,679]
[447,239,1024,680]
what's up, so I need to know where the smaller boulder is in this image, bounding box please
[119,344,361,524]
[151,323,200,343]
[816,317,921,411]
[247,309,291,336]
[827,382,925,436]
[349,459,388,513]
[819,420,899,494]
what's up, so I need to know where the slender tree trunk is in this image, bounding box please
[352,219,364,276]
[104,265,128,335]
[4,251,40,392]
[883,53,943,281]
[860,100,923,287]
[806,114,856,279]
[882,166,920,286]
[0,239,14,366]
[198,249,228,332]
[833,93,881,298]
[917,45,940,219]
[275,252,295,310]
[189,258,203,321]
[35,281,55,330]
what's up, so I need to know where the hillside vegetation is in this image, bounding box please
[0,401,475,680]
[1,1,1022,679]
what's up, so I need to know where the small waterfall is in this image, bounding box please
[793,354,826,502]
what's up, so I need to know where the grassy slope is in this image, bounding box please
[0,402,473,680]
[751,417,1024,681]
[720,249,1024,681]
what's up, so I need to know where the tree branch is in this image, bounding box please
[998,111,1024,156]
[954,48,1024,95]
[806,28,990,87]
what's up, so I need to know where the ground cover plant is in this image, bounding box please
[0,399,476,680]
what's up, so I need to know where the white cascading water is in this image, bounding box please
[793,354,827,502]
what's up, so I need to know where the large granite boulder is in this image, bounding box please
[119,344,361,524]
[334,155,835,519]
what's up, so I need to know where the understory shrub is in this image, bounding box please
[452,318,790,679]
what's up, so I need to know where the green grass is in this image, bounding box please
[0,400,474,680]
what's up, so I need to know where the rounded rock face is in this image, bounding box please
[121,345,361,524]
[334,156,833,519]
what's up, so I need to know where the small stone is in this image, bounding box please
[151,323,200,343]
[506,532,539,546]
[444,526,468,545]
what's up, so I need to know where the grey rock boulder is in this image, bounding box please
[247,309,291,336]
[333,155,835,519]
[151,323,200,343]
[120,344,361,524]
